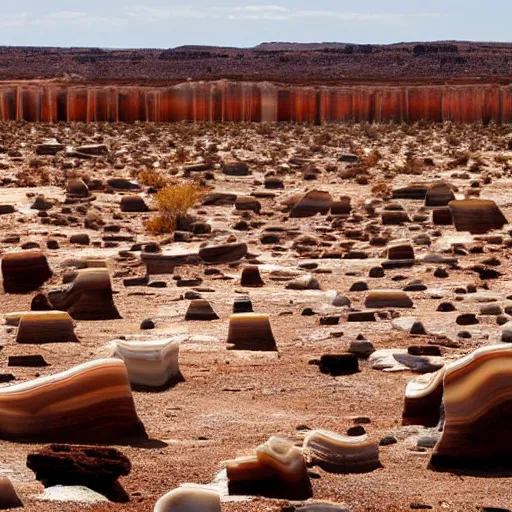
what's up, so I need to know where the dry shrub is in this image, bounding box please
[145,184,203,234]
[138,169,168,189]
[396,156,425,175]
[16,168,51,187]
[495,153,511,164]
[372,181,393,199]
[361,149,382,169]
[447,151,470,169]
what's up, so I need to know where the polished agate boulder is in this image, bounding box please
[289,190,333,218]
[185,299,219,321]
[364,290,413,309]
[2,251,52,293]
[154,486,221,512]
[0,476,23,509]
[430,344,512,469]
[449,199,508,234]
[226,436,312,499]
[0,358,146,443]
[16,311,79,344]
[240,265,264,287]
[226,313,277,351]
[48,268,121,320]
[198,243,248,264]
[303,430,381,473]
[425,182,455,207]
[402,369,445,427]
[114,338,181,389]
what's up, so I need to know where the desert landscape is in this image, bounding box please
[0,42,511,512]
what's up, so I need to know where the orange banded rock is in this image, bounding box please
[48,268,121,320]
[16,311,79,344]
[289,190,333,218]
[430,344,512,469]
[226,436,311,500]
[240,265,264,287]
[0,358,147,443]
[448,199,508,234]
[364,290,414,309]
[227,313,277,351]
[402,369,445,427]
[303,430,381,473]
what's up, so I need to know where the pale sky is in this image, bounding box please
[0,1,510,48]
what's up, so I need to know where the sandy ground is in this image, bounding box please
[0,121,512,511]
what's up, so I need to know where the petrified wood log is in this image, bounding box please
[0,358,147,443]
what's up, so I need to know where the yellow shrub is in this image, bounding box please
[145,184,203,234]
[138,169,168,189]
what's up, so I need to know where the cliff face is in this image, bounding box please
[1,82,511,124]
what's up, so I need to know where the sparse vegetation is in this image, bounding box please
[145,183,203,234]
[138,169,168,189]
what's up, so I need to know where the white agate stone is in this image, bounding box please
[114,338,180,388]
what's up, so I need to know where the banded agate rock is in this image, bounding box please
[185,299,219,321]
[289,190,333,218]
[392,183,429,200]
[114,338,180,389]
[0,358,147,443]
[364,290,413,309]
[303,430,381,473]
[48,268,121,320]
[120,195,149,212]
[16,311,79,344]
[2,251,53,293]
[449,199,508,234]
[0,477,23,509]
[226,313,277,351]
[382,243,415,269]
[199,243,248,264]
[226,436,312,500]
[430,344,512,469]
[240,265,264,287]
[154,487,221,512]
[402,369,445,427]
[425,182,455,207]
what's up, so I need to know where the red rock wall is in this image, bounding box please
[0,82,511,123]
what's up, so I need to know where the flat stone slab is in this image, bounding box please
[36,485,110,504]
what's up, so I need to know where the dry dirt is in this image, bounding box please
[0,120,512,511]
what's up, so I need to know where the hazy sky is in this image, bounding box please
[1,1,510,48]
